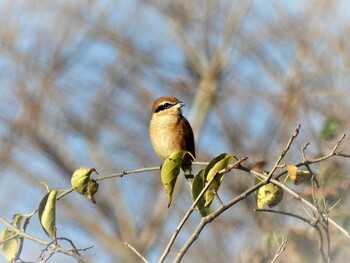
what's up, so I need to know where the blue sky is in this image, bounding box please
[1,0,350,262]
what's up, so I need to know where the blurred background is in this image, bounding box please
[1,0,350,262]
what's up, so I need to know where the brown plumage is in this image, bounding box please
[149,96,195,182]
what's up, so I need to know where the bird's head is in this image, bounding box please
[150,96,185,119]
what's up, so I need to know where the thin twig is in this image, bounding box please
[251,171,350,238]
[0,217,92,263]
[270,234,288,263]
[274,133,347,180]
[301,142,310,160]
[15,215,32,261]
[322,215,331,263]
[255,209,327,263]
[95,166,161,182]
[265,124,301,182]
[328,199,341,212]
[301,143,320,188]
[214,192,224,206]
[55,245,92,263]
[174,179,266,262]
[124,242,149,263]
[0,217,49,246]
[175,163,349,262]
[56,189,74,201]
[300,133,346,165]
[0,233,20,245]
[192,161,210,166]
[160,157,248,263]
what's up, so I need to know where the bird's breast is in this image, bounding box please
[150,116,184,160]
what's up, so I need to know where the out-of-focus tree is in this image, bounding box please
[1,0,350,262]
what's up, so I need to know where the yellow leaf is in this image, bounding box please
[161,150,193,207]
[38,190,57,238]
[287,164,310,185]
[256,183,283,209]
[71,167,97,194]
[71,168,99,203]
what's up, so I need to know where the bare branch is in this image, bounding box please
[275,133,349,180]
[251,171,350,238]
[174,179,266,262]
[0,217,92,263]
[0,217,49,246]
[265,124,301,182]
[255,209,326,263]
[270,234,288,263]
[124,242,149,263]
[94,166,161,182]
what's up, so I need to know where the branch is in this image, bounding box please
[265,124,301,182]
[274,133,347,180]
[124,242,149,263]
[15,215,32,261]
[160,157,248,263]
[251,170,350,238]
[94,166,161,181]
[55,245,92,263]
[255,209,327,263]
[0,234,20,245]
[270,234,288,263]
[0,216,49,246]
[0,217,92,263]
[159,157,248,263]
[300,133,346,164]
[176,163,349,262]
[175,178,266,262]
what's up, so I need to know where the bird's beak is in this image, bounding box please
[178,102,185,108]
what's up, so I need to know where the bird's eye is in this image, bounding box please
[155,102,173,113]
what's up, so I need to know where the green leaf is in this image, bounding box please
[0,211,37,261]
[38,190,58,238]
[161,150,192,207]
[256,183,283,209]
[192,169,210,217]
[320,118,342,141]
[204,153,235,207]
[0,227,18,261]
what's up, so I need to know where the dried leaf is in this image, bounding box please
[287,164,310,185]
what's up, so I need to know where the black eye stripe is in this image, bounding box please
[155,102,174,113]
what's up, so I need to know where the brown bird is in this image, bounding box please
[149,96,195,183]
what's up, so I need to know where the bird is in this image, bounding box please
[149,96,196,184]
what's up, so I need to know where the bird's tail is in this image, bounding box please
[182,164,194,192]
